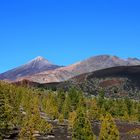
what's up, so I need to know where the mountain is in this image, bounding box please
[15,65,140,99]
[60,65,140,99]
[24,55,140,83]
[0,56,61,81]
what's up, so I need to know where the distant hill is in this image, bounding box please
[15,65,140,99]
[0,56,61,81]
[54,65,140,99]
[1,55,140,83]
[24,55,140,83]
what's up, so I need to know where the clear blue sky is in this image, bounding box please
[0,0,140,72]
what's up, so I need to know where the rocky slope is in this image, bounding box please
[24,55,140,83]
[0,56,61,81]
[53,65,140,99]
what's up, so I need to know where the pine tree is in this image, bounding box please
[87,98,99,121]
[0,85,13,139]
[57,90,65,113]
[0,89,7,139]
[43,93,59,120]
[62,95,71,119]
[137,103,140,121]
[58,114,64,124]
[99,113,120,140]
[68,111,77,129]
[124,97,132,116]
[72,108,95,140]
[68,88,83,111]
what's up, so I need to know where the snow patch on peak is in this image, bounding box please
[29,56,52,64]
[33,56,45,61]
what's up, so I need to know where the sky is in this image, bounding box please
[0,0,140,72]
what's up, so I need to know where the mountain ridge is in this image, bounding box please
[1,55,140,83]
[0,56,62,81]
[23,55,140,83]
[14,65,140,99]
